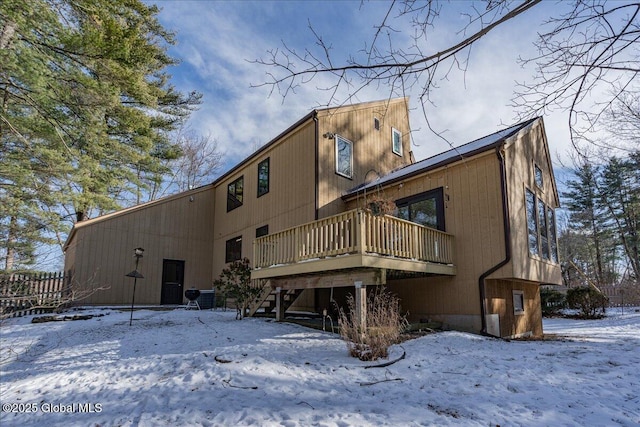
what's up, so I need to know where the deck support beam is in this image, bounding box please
[275,287,285,322]
[354,281,366,331]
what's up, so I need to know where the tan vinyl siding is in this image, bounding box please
[63,101,559,338]
[344,151,505,326]
[486,279,542,337]
[212,120,317,278]
[316,98,412,218]
[64,186,215,305]
[504,120,562,285]
[342,118,560,335]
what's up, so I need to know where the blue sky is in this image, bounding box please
[150,0,579,174]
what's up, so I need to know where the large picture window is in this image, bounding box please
[526,189,539,256]
[538,198,550,260]
[225,236,242,263]
[335,135,353,178]
[525,187,558,262]
[227,176,244,212]
[396,188,445,231]
[257,158,270,197]
[547,207,558,262]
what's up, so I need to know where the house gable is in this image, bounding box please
[502,118,562,285]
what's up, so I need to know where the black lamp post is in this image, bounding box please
[125,247,145,326]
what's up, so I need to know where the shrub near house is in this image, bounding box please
[566,286,608,319]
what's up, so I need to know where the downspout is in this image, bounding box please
[313,112,319,220]
[478,145,512,336]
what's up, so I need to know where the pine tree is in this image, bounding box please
[1,0,201,270]
[600,153,640,282]
[564,162,617,286]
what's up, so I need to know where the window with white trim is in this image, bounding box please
[392,128,402,156]
[335,135,353,178]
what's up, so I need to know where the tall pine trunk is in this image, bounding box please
[4,216,17,271]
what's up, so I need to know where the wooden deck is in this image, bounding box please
[251,209,456,281]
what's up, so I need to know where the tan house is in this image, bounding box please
[64,97,561,338]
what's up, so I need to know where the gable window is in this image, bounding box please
[526,189,539,256]
[335,135,353,178]
[396,188,445,231]
[225,236,242,263]
[534,164,544,189]
[513,290,525,315]
[257,158,270,197]
[256,225,269,238]
[227,176,244,212]
[374,117,380,131]
[392,128,402,156]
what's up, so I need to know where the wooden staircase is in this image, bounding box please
[247,280,304,318]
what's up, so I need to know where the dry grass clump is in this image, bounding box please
[337,287,408,361]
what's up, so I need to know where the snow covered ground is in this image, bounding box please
[1,307,639,427]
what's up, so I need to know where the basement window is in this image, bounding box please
[335,135,353,179]
[513,290,525,315]
[227,176,244,212]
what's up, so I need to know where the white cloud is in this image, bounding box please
[154,1,580,172]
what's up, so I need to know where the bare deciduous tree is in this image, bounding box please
[254,0,639,154]
[513,1,640,155]
[147,127,223,200]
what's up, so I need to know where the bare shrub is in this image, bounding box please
[337,287,408,361]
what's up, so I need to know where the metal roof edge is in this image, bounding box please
[343,117,540,199]
[62,184,214,251]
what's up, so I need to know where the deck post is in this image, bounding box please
[356,211,366,254]
[275,287,285,321]
[354,281,366,331]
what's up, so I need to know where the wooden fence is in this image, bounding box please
[0,272,71,319]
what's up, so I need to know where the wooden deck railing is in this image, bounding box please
[253,209,454,269]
